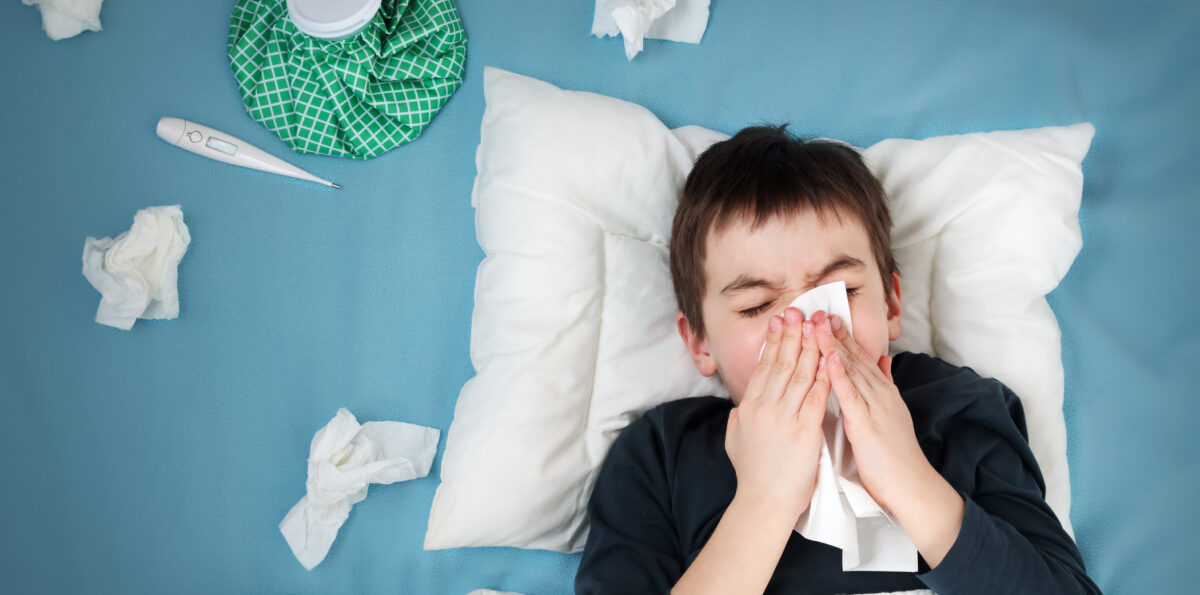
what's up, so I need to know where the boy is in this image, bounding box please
[575,126,1100,594]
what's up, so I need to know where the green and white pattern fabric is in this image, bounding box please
[228,0,466,159]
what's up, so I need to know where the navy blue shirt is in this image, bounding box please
[576,352,1100,594]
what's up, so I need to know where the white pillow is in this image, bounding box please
[425,67,1093,553]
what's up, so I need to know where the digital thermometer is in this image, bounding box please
[156,117,340,189]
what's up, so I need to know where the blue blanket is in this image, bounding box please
[1,1,1195,593]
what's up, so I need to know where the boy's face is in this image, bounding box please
[677,210,903,404]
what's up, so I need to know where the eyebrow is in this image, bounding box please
[807,255,866,287]
[718,255,866,296]
[720,275,784,296]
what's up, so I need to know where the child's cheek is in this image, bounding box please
[850,309,887,363]
[731,325,766,397]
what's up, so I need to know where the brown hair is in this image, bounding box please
[669,124,898,340]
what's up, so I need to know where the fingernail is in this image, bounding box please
[784,308,799,325]
[769,316,782,332]
[802,321,813,338]
[831,316,842,331]
[823,319,832,334]
[818,355,825,369]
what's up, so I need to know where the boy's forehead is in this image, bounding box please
[702,211,877,289]
[706,206,865,244]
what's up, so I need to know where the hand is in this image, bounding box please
[725,307,830,521]
[673,310,831,594]
[815,314,967,568]
[813,314,931,513]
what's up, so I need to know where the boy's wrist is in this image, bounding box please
[673,488,798,594]
[886,464,965,569]
[868,454,936,514]
[731,487,808,529]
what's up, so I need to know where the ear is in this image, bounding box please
[676,311,718,377]
[885,271,903,341]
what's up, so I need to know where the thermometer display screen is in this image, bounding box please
[205,137,238,156]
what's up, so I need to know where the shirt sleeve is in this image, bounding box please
[916,432,1102,594]
[575,414,682,595]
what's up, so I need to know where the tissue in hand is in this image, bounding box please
[591,0,711,60]
[279,409,440,570]
[773,281,918,572]
[81,205,190,331]
[22,0,104,41]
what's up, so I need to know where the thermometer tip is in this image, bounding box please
[330,182,341,190]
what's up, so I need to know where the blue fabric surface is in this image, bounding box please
[1,1,1196,593]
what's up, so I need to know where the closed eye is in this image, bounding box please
[738,301,774,318]
[739,287,858,318]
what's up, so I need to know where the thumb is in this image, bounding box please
[725,408,739,454]
[878,354,893,382]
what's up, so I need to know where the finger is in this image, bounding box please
[816,317,882,394]
[828,315,887,384]
[798,365,831,427]
[814,314,839,355]
[744,315,784,403]
[878,354,894,383]
[761,308,804,402]
[810,310,828,370]
[827,350,870,418]
[724,408,739,454]
[759,314,784,364]
[782,318,820,412]
[837,341,879,403]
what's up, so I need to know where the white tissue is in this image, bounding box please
[279,408,440,570]
[81,205,190,331]
[591,0,711,60]
[772,281,918,572]
[22,0,103,41]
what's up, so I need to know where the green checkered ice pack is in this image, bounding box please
[228,0,466,159]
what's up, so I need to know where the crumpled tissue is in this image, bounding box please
[591,0,711,60]
[81,205,190,331]
[280,408,440,570]
[774,281,918,572]
[22,0,104,41]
